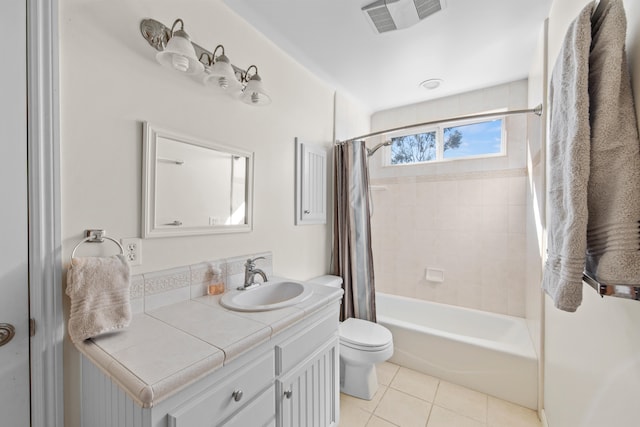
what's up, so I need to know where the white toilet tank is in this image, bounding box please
[307,275,343,288]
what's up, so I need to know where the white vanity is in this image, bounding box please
[77,278,342,427]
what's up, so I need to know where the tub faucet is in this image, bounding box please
[239,257,268,290]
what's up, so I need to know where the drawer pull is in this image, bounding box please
[231,390,243,402]
[283,390,293,399]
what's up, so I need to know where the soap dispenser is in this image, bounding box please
[207,265,225,295]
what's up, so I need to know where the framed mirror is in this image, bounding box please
[142,122,253,238]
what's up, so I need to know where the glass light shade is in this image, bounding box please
[202,54,242,92]
[241,74,271,106]
[156,30,204,75]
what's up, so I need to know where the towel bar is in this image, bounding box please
[71,229,125,260]
[583,273,640,301]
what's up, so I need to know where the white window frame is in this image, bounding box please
[384,115,507,167]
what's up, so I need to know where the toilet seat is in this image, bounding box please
[341,339,393,353]
[339,318,392,350]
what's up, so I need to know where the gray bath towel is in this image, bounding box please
[544,0,640,312]
[66,255,132,343]
[542,3,593,312]
[585,0,640,286]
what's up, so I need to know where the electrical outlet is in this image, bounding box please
[120,238,142,266]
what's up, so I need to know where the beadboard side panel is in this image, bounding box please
[81,355,152,427]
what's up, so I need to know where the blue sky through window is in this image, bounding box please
[444,119,503,159]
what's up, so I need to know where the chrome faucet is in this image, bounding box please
[239,257,268,290]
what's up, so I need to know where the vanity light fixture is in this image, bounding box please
[154,19,204,75]
[140,18,271,106]
[240,65,271,106]
[201,45,243,93]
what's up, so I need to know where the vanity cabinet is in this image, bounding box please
[79,302,341,427]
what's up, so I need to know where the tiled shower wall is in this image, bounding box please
[371,170,527,316]
[369,80,529,317]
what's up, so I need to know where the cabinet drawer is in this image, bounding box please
[275,314,338,375]
[220,387,275,427]
[168,351,274,427]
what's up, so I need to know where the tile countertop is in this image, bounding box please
[76,280,343,408]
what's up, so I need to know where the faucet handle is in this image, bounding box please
[245,256,266,269]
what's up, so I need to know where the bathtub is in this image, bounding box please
[376,292,538,409]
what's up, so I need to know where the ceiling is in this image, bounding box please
[223,0,553,113]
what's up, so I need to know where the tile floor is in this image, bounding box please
[339,362,541,427]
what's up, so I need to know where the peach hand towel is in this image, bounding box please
[66,255,131,343]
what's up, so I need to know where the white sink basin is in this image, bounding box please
[220,281,313,312]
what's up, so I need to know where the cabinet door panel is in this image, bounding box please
[277,336,339,427]
[295,139,327,225]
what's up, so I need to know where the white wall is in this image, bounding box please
[526,20,547,415]
[368,81,531,316]
[334,91,371,142]
[58,1,371,425]
[543,1,640,426]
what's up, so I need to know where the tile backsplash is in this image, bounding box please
[370,171,528,317]
[129,252,273,314]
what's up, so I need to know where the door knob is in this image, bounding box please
[0,323,15,347]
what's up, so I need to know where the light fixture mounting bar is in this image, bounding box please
[139,18,246,78]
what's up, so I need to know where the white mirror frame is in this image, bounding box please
[142,122,254,238]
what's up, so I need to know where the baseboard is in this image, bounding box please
[540,409,549,427]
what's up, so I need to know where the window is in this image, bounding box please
[390,130,437,164]
[388,117,504,165]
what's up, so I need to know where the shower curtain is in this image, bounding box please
[332,140,377,322]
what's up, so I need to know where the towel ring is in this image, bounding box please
[71,235,125,260]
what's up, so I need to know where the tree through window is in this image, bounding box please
[389,118,503,165]
[390,131,436,164]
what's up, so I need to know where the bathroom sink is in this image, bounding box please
[220,280,313,312]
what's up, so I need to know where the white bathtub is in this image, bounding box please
[376,292,538,409]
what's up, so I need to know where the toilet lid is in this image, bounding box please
[341,338,393,353]
[339,318,392,348]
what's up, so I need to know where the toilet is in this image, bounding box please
[307,275,394,400]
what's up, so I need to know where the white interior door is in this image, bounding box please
[0,0,32,425]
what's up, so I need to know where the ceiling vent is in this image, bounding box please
[362,0,444,33]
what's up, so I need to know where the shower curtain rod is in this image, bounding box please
[337,104,543,144]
